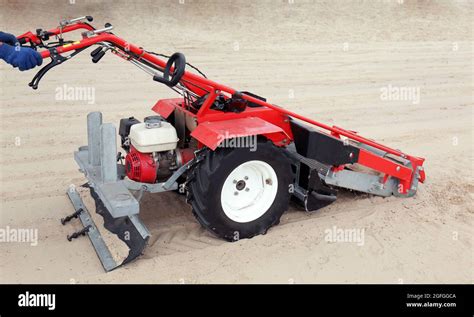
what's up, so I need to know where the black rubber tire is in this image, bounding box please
[186,140,293,241]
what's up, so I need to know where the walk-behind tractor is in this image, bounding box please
[15,17,426,271]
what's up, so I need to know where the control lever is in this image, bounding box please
[28,47,85,90]
[92,49,106,63]
[90,47,102,57]
[36,28,51,41]
[90,46,107,63]
[82,23,113,37]
[59,15,93,27]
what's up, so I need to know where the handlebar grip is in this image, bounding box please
[40,50,50,59]
[90,47,102,57]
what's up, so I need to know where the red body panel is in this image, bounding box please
[152,98,181,118]
[190,117,288,150]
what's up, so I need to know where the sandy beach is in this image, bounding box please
[0,0,472,283]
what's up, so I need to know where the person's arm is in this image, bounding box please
[0,31,42,71]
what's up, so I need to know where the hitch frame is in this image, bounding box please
[63,111,187,271]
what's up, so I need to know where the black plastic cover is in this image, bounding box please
[119,117,140,150]
[290,119,359,166]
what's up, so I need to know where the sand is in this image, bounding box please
[0,0,472,283]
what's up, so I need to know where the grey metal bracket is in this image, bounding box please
[122,177,178,192]
[67,186,118,272]
[63,111,187,271]
[324,169,398,197]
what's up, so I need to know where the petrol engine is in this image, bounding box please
[119,116,194,183]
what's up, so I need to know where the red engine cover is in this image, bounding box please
[125,146,157,183]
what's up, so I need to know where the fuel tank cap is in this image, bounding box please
[144,115,164,129]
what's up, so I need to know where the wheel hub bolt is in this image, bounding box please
[236,180,246,191]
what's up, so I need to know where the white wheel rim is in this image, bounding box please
[220,160,278,223]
